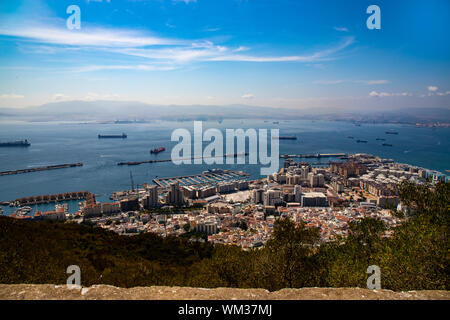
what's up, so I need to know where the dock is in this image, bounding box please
[118,153,248,166]
[153,170,250,187]
[0,163,83,176]
[280,153,347,159]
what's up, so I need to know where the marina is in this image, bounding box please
[153,169,250,187]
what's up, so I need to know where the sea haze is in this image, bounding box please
[1,101,449,124]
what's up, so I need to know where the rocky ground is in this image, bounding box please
[0,284,448,300]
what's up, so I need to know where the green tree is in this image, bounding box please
[256,217,320,290]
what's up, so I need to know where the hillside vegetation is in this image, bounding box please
[0,181,448,291]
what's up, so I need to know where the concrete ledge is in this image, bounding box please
[0,284,448,300]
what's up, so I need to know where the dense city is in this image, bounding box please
[7,153,447,249]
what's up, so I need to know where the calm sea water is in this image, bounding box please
[0,119,449,215]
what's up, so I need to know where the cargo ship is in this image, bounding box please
[0,139,30,147]
[150,147,166,154]
[98,133,127,139]
[273,136,297,140]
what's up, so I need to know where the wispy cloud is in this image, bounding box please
[84,92,120,101]
[0,25,178,47]
[0,20,355,70]
[53,93,70,101]
[241,93,254,99]
[426,86,450,96]
[364,80,390,85]
[0,94,24,99]
[204,27,220,32]
[369,91,410,97]
[314,79,389,85]
[209,37,355,62]
[74,64,178,72]
[173,0,197,4]
[333,27,348,32]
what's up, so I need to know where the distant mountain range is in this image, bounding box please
[0,100,449,124]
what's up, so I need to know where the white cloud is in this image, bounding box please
[0,21,355,69]
[75,64,177,72]
[204,28,220,32]
[333,27,348,32]
[0,25,178,47]
[364,80,390,85]
[53,93,70,101]
[369,91,409,97]
[84,93,120,101]
[0,93,24,99]
[173,0,197,4]
[241,93,255,99]
[313,80,345,85]
[314,79,389,85]
[428,85,438,92]
[209,37,354,63]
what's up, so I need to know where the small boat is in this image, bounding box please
[382,143,393,147]
[356,139,368,143]
[347,136,354,139]
[150,147,166,154]
[385,130,398,135]
[376,138,386,141]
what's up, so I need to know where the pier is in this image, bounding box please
[12,191,92,206]
[280,153,347,159]
[118,153,248,166]
[0,163,83,176]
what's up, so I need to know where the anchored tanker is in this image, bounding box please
[272,136,297,140]
[98,133,127,139]
[0,139,31,147]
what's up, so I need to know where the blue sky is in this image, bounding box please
[0,0,449,110]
